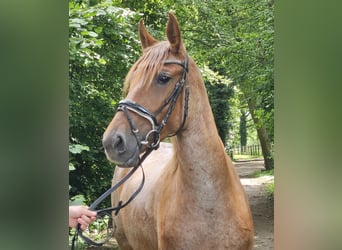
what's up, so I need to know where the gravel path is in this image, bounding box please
[235,160,274,250]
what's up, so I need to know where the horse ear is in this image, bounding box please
[139,19,158,50]
[166,12,183,54]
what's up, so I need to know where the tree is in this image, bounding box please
[69,1,141,205]
[169,0,274,169]
[227,0,274,169]
[201,66,234,144]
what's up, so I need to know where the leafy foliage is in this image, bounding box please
[146,0,274,166]
[69,1,141,206]
[69,0,274,203]
[201,66,234,144]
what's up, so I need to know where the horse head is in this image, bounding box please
[102,13,189,167]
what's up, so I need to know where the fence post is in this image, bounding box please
[229,150,233,159]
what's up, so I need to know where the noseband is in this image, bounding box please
[117,54,189,151]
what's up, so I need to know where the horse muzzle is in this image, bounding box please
[102,129,141,168]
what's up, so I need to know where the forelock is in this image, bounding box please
[123,41,170,96]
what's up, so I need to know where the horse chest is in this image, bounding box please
[159,212,246,250]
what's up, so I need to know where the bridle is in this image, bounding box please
[71,54,190,248]
[118,54,189,151]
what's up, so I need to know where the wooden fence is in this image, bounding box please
[229,144,261,156]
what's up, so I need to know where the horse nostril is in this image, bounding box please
[114,134,126,153]
[103,132,127,155]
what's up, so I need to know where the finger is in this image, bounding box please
[79,223,86,231]
[77,218,89,230]
[84,209,97,217]
[81,214,92,224]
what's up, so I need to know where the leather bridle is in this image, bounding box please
[118,54,189,151]
[71,54,190,248]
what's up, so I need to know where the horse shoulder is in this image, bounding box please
[113,142,176,249]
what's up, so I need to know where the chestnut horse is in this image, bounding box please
[102,13,254,250]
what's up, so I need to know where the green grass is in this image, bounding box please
[251,169,274,178]
[232,154,263,161]
[267,181,274,197]
[251,169,274,197]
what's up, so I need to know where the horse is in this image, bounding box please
[102,13,254,250]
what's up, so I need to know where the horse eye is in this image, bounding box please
[157,73,171,85]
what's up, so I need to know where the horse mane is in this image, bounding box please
[123,41,171,96]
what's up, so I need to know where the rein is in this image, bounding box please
[71,54,189,249]
[71,162,145,248]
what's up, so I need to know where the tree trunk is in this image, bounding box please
[247,101,274,170]
[239,110,247,147]
[256,126,273,170]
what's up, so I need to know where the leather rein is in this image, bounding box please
[72,55,189,248]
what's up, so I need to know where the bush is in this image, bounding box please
[69,1,141,207]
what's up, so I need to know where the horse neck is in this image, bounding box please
[171,79,235,197]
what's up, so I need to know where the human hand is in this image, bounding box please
[69,205,97,230]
